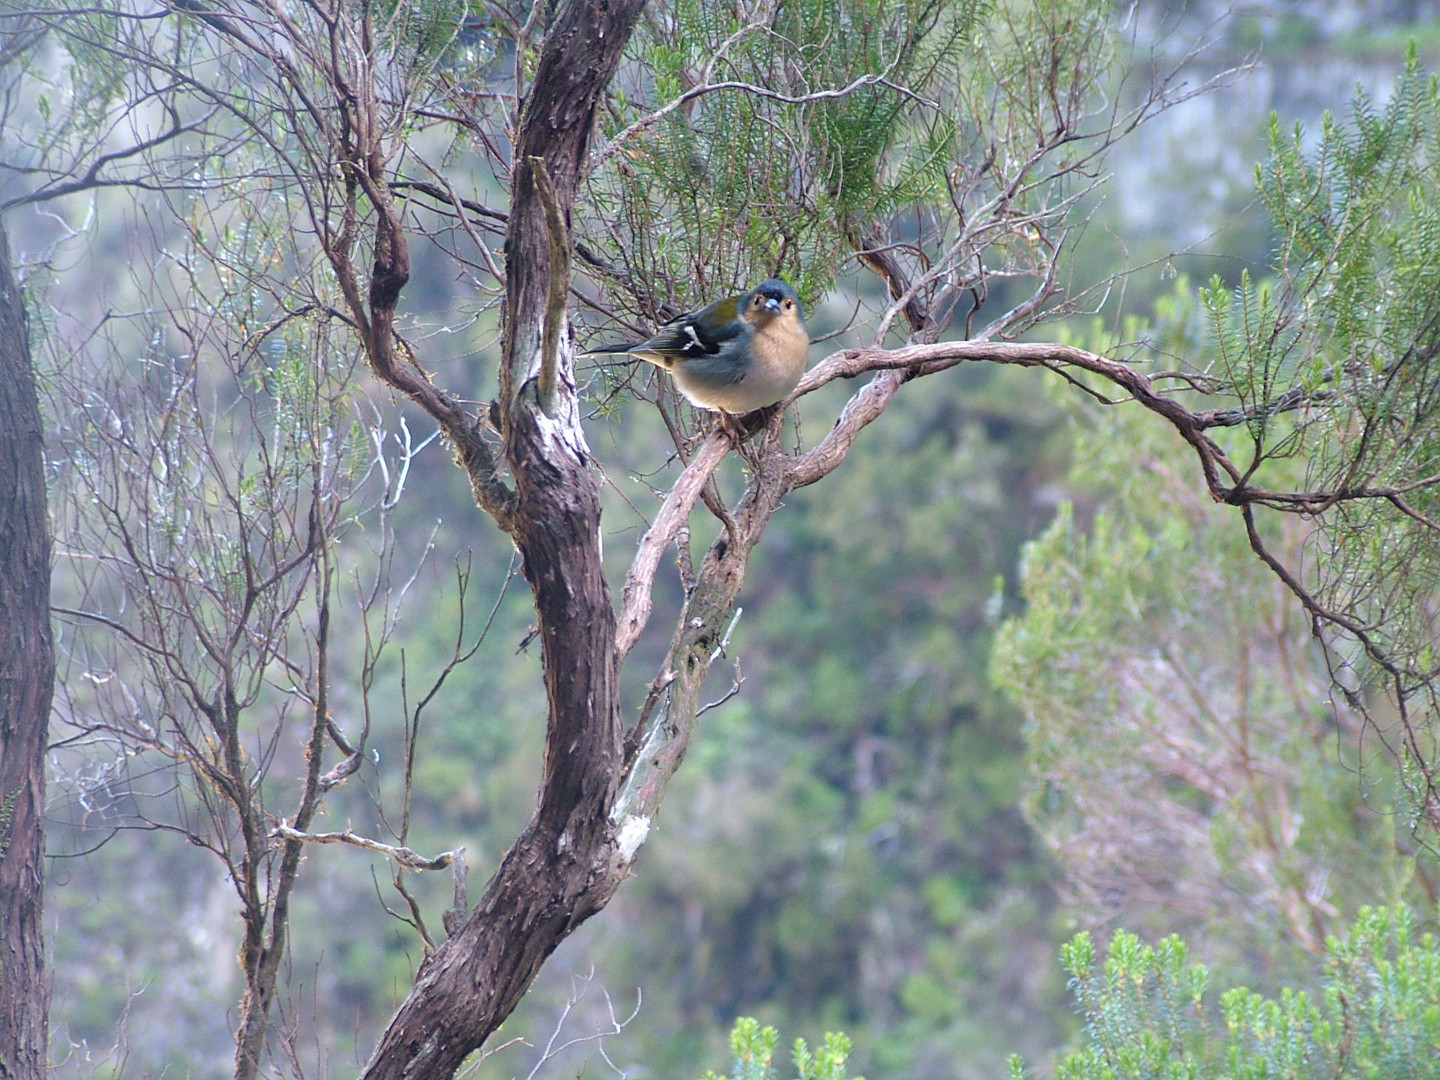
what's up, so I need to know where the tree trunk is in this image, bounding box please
[359,2,645,1076]
[0,220,53,1080]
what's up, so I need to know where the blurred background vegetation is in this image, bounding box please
[12,1,1440,1078]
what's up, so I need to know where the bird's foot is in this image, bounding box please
[715,410,748,445]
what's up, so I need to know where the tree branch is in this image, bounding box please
[789,339,1242,498]
[615,430,731,660]
[270,823,458,872]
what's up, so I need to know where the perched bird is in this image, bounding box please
[583,279,809,415]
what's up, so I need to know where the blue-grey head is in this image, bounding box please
[743,279,804,327]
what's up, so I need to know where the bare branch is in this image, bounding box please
[789,340,1243,500]
[615,430,731,660]
[271,823,459,872]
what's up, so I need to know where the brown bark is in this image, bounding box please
[0,219,53,1080]
[358,2,645,1076]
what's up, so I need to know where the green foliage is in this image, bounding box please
[584,365,1070,1080]
[1206,48,1440,442]
[11,9,128,149]
[375,0,476,73]
[1200,50,1440,713]
[704,1017,862,1080]
[1214,48,1440,407]
[584,0,1123,339]
[993,280,1431,972]
[588,0,979,309]
[1032,906,1440,1080]
[1055,929,1212,1080]
[716,909,1440,1080]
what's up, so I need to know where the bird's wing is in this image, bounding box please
[579,294,747,361]
[643,294,745,357]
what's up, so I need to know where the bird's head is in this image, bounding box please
[743,279,805,328]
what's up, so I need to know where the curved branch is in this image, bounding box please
[1237,505,1440,830]
[789,340,1243,498]
[615,426,791,822]
[615,430,731,660]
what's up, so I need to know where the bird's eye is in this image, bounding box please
[784,299,793,309]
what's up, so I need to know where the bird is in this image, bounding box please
[582,279,809,415]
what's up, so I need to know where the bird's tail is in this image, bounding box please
[578,341,641,356]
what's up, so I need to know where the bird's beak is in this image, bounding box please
[763,297,781,314]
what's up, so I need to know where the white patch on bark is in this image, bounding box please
[614,815,651,861]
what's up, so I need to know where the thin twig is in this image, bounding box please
[591,73,932,173]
